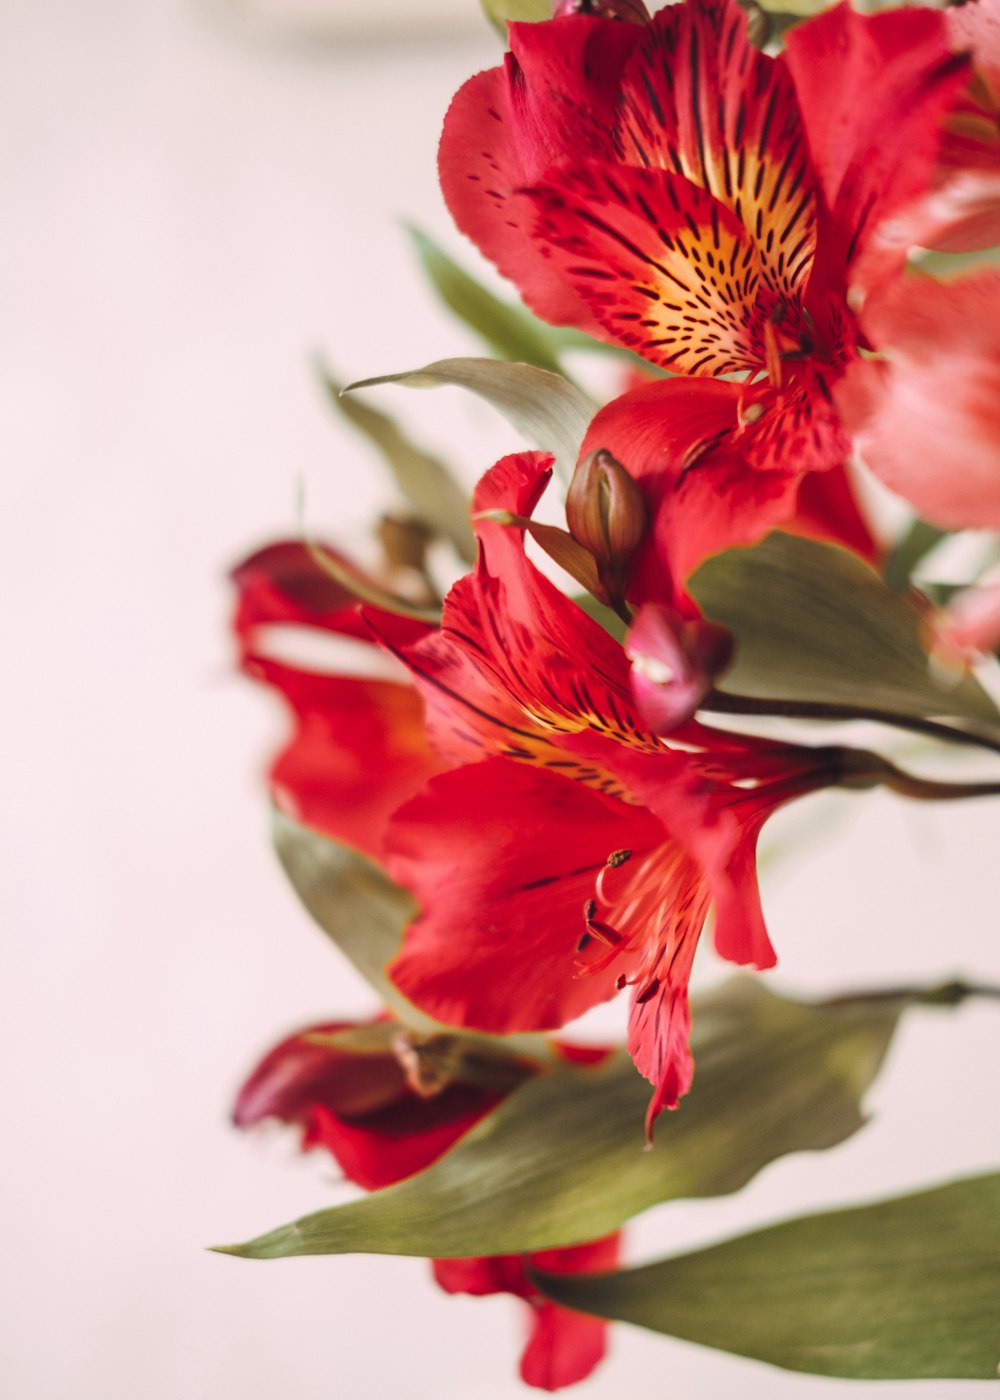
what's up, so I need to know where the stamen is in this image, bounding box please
[635,976,661,1005]
[762,318,783,388]
[583,898,597,920]
[606,848,633,868]
[576,931,593,952]
[585,918,624,948]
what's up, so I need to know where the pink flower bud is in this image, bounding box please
[551,0,650,21]
[626,603,733,732]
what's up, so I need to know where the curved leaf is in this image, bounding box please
[318,364,475,564]
[217,978,904,1260]
[272,811,437,1031]
[537,1172,1000,1381]
[345,358,597,483]
[405,226,567,375]
[479,0,551,40]
[690,532,1000,731]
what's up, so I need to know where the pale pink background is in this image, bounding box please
[2,2,998,1396]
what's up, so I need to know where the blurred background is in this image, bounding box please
[2,1,997,1396]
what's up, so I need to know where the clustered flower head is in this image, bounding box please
[224,0,1000,1389]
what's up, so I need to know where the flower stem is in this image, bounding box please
[704,688,1000,758]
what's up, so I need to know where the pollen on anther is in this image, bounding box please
[606,848,633,868]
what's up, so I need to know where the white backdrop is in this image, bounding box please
[2,3,998,1397]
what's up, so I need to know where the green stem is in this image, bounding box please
[704,688,1000,759]
[823,979,1000,1010]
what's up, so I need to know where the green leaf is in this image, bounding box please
[405,226,567,376]
[272,811,438,1031]
[479,0,550,41]
[217,978,904,1260]
[345,357,597,483]
[690,531,1000,730]
[318,364,475,564]
[884,516,949,592]
[537,1172,1000,1381]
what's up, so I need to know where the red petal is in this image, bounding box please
[384,760,662,1033]
[433,1235,621,1392]
[304,1088,500,1192]
[839,270,1000,530]
[581,378,800,605]
[525,160,763,375]
[244,655,444,860]
[233,1021,502,1192]
[617,0,816,305]
[231,540,372,650]
[785,3,969,290]
[438,18,641,329]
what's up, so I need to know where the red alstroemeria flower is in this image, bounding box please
[370,452,846,1133]
[231,541,445,859]
[440,0,971,588]
[234,1017,621,1391]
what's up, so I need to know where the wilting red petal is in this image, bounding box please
[616,0,816,305]
[525,160,763,375]
[231,541,371,649]
[438,18,641,328]
[303,1088,501,1192]
[233,1021,503,1192]
[244,654,444,860]
[785,3,969,292]
[385,759,663,1033]
[839,270,1000,531]
[433,1233,621,1392]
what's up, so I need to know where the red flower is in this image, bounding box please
[368,453,845,1133]
[439,0,974,586]
[234,1018,621,1391]
[231,541,445,860]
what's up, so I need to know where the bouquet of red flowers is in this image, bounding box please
[217,0,1000,1388]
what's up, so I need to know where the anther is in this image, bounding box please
[583,898,597,920]
[606,848,632,868]
[586,919,623,948]
[576,931,593,953]
[616,974,627,990]
[635,977,661,1005]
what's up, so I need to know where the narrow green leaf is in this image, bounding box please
[537,1172,1000,1381]
[884,516,949,592]
[405,226,566,376]
[690,531,1000,730]
[217,978,904,1260]
[317,364,475,564]
[345,357,597,483]
[479,0,550,40]
[272,811,437,1031]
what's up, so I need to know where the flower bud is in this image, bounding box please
[565,449,647,608]
[626,603,733,732]
[551,0,650,22]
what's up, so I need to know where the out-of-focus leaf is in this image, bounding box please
[690,532,1000,730]
[318,364,475,564]
[480,0,550,40]
[272,811,438,1030]
[884,517,949,592]
[303,540,439,623]
[346,357,597,483]
[406,226,567,376]
[272,816,552,1062]
[538,1172,1000,1381]
[216,978,904,1260]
